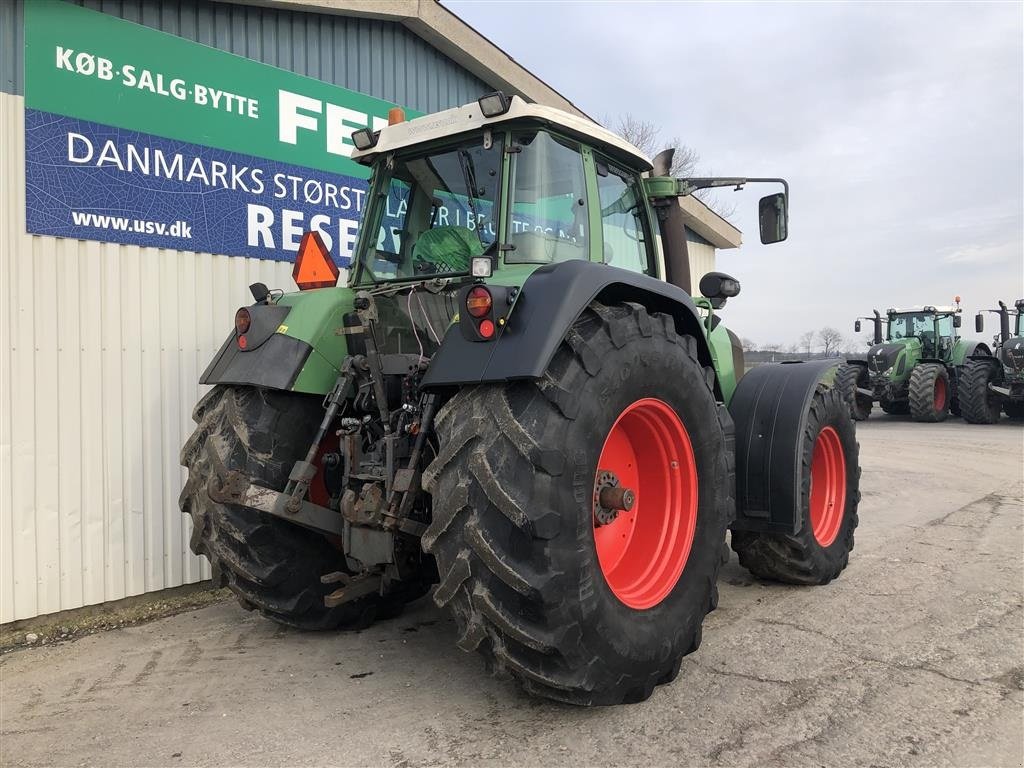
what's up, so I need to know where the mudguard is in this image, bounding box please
[729,359,840,535]
[421,260,715,391]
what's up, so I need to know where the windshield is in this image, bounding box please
[357,137,502,282]
[888,313,953,340]
[888,313,931,340]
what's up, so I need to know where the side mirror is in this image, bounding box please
[975,313,984,333]
[953,315,962,329]
[758,192,788,244]
[854,320,862,333]
[699,271,741,310]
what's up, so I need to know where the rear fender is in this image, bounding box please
[201,287,355,394]
[421,260,721,396]
[729,359,841,535]
[952,341,992,365]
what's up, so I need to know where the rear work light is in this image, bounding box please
[478,91,511,118]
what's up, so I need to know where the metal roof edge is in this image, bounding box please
[232,0,590,118]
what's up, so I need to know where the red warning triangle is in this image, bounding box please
[293,231,340,290]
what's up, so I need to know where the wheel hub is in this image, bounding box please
[593,470,636,526]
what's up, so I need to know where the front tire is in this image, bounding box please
[836,363,872,420]
[959,359,1003,424]
[908,363,951,422]
[731,386,860,585]
[423,303,732,705]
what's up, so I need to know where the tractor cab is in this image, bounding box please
[347,94,787,298]
[885,305,961,360]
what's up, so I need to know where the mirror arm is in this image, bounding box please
[675,177,789,198]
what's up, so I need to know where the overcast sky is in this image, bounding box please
[447,1,1023,348]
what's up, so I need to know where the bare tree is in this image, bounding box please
[608,114,736,219]
[798,330,816,355]
[819,326,844,357]
[740,337,758,352]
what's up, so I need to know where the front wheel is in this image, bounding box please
[959,359,1003,424]
[423,303,732,705]
[908,363,951,422]
[731,386,861,584]
[836,363,872,420]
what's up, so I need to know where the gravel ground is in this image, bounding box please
[1,417,1022,767]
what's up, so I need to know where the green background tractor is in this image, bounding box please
[960,300,1024,423]
[837,304,992,422]
[180,94,862,706]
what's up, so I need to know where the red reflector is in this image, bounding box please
[466,286,492,318]
[238,334,248,349]
[293,231,340,290]
[235,307,251,335]
[478,319,495,339]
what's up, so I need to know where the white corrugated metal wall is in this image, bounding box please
[0,92,298,622]
[1,0,494,624]
[687,238,718,295]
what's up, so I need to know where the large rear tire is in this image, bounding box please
[731,386,860,585]
[180,385,421,629]
[908,363,951,422]
[959,359,1003,424]
[836,363,872,420]
[423,303,732,705]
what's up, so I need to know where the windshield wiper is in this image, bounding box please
[457,149,487,249]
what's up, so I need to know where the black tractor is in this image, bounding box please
[960,300,1024,423]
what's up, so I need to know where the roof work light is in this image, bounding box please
[478,91,511,118]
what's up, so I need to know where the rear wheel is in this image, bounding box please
[423,303,732,705]
[731,386,860,584]
[180,385,421,629]
[836,364,872,420]
[908,363,950,422]
[959,359,1003,424]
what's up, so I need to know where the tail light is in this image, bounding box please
[235,308,252,334]
[466,286,493,318]
[458,284,514,342]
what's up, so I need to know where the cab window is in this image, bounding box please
[596,160,651,275]
[506,131,590,264]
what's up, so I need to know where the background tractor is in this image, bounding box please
[837,302,992,422]
[180,93,862,706]
[959,300,1024,423]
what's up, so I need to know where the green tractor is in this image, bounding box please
[181,93,862,705]
[959,300,1024,423]
[837,303,992,422]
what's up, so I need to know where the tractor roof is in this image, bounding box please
[351,95,652,172]
[889,305,958,314]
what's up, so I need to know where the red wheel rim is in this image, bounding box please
[934,376,947,411]
[809,426,847,547]
[593,398,697,610]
